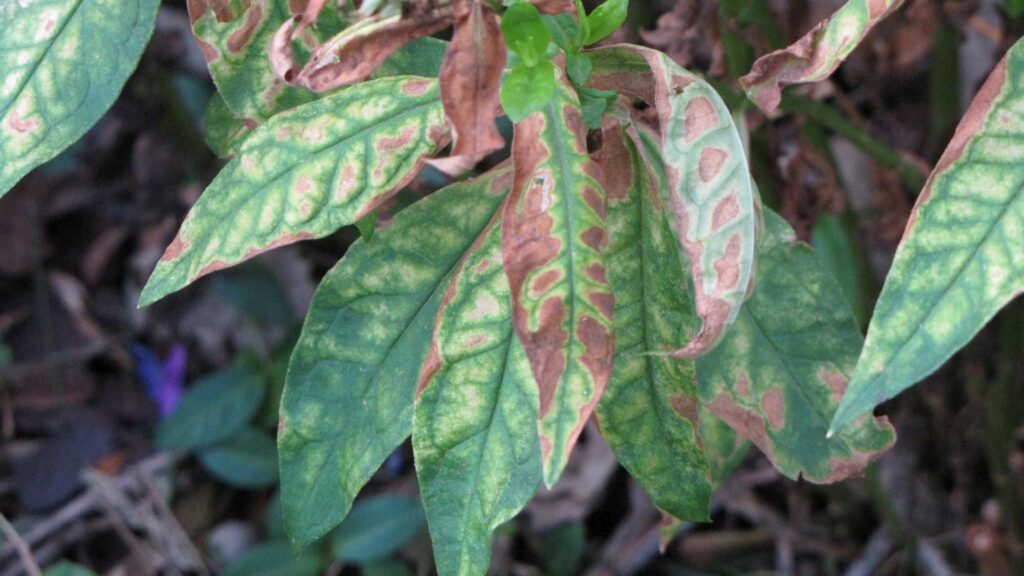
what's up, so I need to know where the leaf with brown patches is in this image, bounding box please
[595,121,712,521]
[188,0,346,121]
[588,46,758,359]
[696,210,894,483]
[140,77,448,307]
[431,0,506,174]
[502,69,614,487]
[0,0,161,198]
[832,38,1024,435]
[279,166,513,548]
[274,3,462,94]
[414,211,542,576]
[740,0,906,113]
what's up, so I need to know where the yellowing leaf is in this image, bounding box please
[279,167,512,547]
[414,213,542,576]
[697,211,894,483]
[589,45,759,359]
[0,0,160,197]
[140,77,448,307]
[595,121,711,521]
[832,39,1024,434]
[502,71,614,487]
[740,0,905,113]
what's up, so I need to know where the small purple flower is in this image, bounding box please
[133,344,187,417]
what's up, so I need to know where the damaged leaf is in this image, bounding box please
[0,0,160,198]
[832,39,1024,434]
[140,77,448,307]
[589,46,758,358]
[697,210,895,483]
[502,71,614,487]
[434,0,507,173]
[595,121,712,521]
[273,4,460,94]
[279,167,513,547]
[740,0,905,113]
[414,213,542,576]
[187,0,344,121]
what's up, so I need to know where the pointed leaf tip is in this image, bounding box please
[833,38,1024,431]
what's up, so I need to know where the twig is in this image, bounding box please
[0,511,42,576]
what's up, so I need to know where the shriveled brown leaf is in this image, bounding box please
[432,0,506,174]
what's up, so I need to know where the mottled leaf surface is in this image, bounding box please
[740,0,905,113]
[502,72,614,487]
[589,46,758,358]
[278,168,512,547]
[832,40,1024,433]
[140,77,448,306]
[415,217,542,576]
[697,211,894,483]
[0,0,159,197]
[187,0,342,121]
[595,123,711,521]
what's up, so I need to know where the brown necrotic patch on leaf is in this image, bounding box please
[278,6,462,93]
[226,3,265,53]
[531,0,575,14]
[188,0,235,24]
[683,97,718,142]
[699,148,728,182]
[760,387,785,430]
[707,392,772,456]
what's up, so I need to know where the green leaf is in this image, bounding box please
[812,213,870,329]
[584,0,627,45]
[500,62,557,123]
[331,495,426,564]
[198,427,279,489]
[541,13,580,53]
[595,123,711,521]
[589,46,759,359]
[222,541,323,576]
[1008,0,1024,18]
[278,167,512,547]
[740,0,905,113]
[831,39,1024,434]
[502,72,614,487]
[0,0,160,198]
[697,211,894,483]
[414,216,542,576]
[43,562,96,576]
[213,261,294,324]
[576,85,617,130]
[156,365,266,451]
[140,76,448,307]
[204,94,254,157]
[187,0,344,121]
[501,2,552,67]
[565,53,593,85]
[373,37,450,79]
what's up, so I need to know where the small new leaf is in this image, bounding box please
[584,0,628,45]
[501,62,557,122]
[501,2,552,66]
